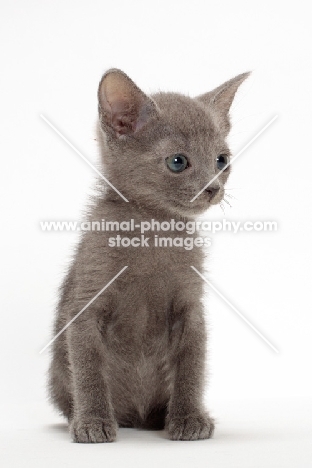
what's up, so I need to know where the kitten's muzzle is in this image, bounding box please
[205,187,219,200]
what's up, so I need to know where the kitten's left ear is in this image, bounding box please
[98,68,159,138]
[196,72,250,133]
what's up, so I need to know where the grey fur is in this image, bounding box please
[48,68,249,442]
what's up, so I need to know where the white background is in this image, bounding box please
[1,1,312,467]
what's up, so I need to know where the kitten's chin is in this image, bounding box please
[172,202,214,218]
[176,196,223,217]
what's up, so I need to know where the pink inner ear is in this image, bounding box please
[109,99,138,136]
[99,71,157,137]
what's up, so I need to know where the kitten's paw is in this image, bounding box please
[166,413,215,441]
[70,417,118,443]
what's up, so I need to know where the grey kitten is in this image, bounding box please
[49,68,249,442]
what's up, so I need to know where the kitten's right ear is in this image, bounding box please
[98,69,158,138]
[196,72,250,134]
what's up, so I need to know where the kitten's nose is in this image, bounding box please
[205,186,219,200]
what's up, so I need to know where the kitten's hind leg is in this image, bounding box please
[49,335,73,421]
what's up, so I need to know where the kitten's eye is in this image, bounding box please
[216,154,229,171]
[166,154,189,173]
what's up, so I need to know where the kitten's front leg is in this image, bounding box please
[68,316,117,443]
[166,305,215,441]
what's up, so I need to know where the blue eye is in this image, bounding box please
[166,154,189,173]
[216,154,229,171]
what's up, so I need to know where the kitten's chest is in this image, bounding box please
[99,227,203,351]
[117,237,202,275]
[103,268,180,354]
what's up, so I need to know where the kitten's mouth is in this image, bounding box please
[172,187,224,216]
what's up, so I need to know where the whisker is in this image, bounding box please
[223,198,232,207]
[225,193,237,201]
[219,202,225,214]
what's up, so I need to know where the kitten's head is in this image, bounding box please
[97,68,249,217]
